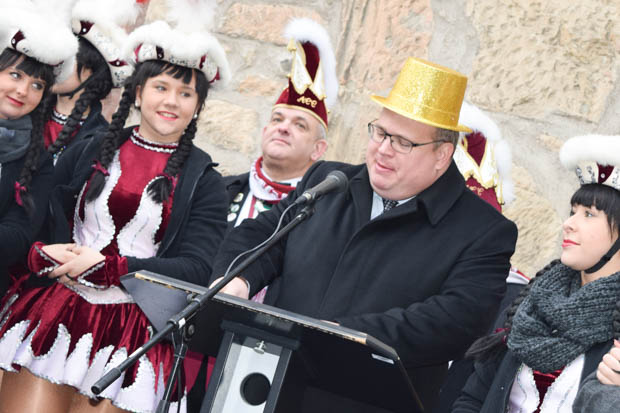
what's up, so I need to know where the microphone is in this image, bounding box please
[293,170,348,205]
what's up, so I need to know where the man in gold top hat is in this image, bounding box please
[211,57,518,412]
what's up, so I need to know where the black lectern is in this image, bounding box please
[120,271,423,413]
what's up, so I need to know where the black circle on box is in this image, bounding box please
[240,373,271,406]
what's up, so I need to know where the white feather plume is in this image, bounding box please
[166,0,217,32]
[560,135,620,170]
[459,101,515,205]
[284,18,338,109]
[72,0,142,28]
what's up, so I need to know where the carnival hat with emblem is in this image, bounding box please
[274,18,338,131]
[560,134,620,273]
[455,101,515,212]
[71,0,147,87]
[371,57,471,133]
[0,0,78,83]
[123,0,230,88]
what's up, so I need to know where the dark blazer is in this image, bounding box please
[0,150,53,296]
[213,160,518,411]
[222,172,249,231]
[47,127,228,286]
[451,341,613,412]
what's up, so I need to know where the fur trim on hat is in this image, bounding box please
[124,20,230,88]
[71,0,144,87]
[560,135,620,170]
[284,18,338,109]
[0,1,78,83]
[459,101,515,205]
[167,0,217,32]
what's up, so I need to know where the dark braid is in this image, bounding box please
[147,118,197,203]
[15,91,54,214]
[85,85,135,202]
[49,37,113,157]
[48,71,112,156]
[465,259,561,362]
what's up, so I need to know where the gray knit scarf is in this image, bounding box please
[507,262,620,373]
[0,116,32,164]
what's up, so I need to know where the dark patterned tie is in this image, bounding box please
[382,198,398,212]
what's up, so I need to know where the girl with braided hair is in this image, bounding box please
[44,0,143,162]
[44,36,111,160]
[0,3,78,299]
[0,8,231,412]
[452,135,620,413]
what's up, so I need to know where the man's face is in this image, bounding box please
[261,107,326,173]
[366,108,451,200]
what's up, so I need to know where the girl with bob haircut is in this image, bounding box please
[0,2,231,412]
[0,2,78,298]
[452,135,620,413]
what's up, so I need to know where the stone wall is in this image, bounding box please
[145,0,620,277]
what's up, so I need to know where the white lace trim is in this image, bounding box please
[508,355,585,413]
[117,176,163,258]
[130,129,178,154]
[0,320,185,412]
[62,283,135,305]
[74,152,121,252]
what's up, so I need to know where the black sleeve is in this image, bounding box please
[0,153,53,266]
[572,371,620,413]
[126,167,228,286]
[450,356,502,413]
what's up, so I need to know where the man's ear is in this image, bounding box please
[311,139,328,161]
[435,142,455,170]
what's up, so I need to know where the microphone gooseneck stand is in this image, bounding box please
[91,204,316,413]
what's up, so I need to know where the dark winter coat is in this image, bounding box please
[222,172,249,231]
[451,341,612,412]
[213,160,518,411]
[0,150,53,296]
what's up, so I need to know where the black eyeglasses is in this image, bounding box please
[367,122,448,154]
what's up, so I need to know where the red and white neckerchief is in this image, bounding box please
[248,157,296,203]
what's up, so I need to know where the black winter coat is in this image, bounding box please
[213,160,518,411]
[47,127,228,285]
[222,172,249,231]
[0,150,53,296]
[451,341,612,412]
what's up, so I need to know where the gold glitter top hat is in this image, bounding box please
[371,57,471,133]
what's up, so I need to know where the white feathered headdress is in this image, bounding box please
[560,135,620,191]
[124,0,230,88]
[0,0,78,83]
[274,18,338,131]
[71,0,146,87]
[454,101,516,209]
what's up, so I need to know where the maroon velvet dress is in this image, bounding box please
[0,128,185,412]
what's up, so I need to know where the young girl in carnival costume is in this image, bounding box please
[452,135,620,413]
[0,1,78,299]
[0,0,230,411]
[44,0,146,162]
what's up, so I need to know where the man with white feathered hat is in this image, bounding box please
[186,18,338,410]
[223,18,338,244]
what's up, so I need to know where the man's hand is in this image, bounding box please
[597,339,620,386]
[210,276,249,299]
[50,245,105,279]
